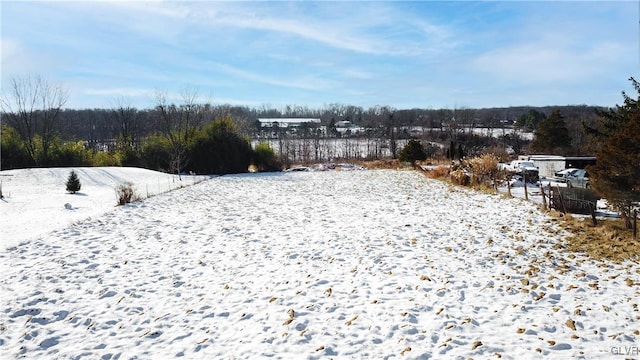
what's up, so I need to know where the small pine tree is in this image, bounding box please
[66,170,81,194]
[399,139,427,165]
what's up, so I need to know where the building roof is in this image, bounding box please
[258,118,321,124]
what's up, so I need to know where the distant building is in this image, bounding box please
[258,118,321,128]
[257,118,323,137]
[334,120,364,135]
[519,155,596,178]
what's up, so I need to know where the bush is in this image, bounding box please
[467,154,501,186]
[66,170,82,194]
[427,165,450,179]
[92,151,121,167]
[50,141,91,167]
[482,146,510,163]
[253,142,281,171]
[189,117,253,175]
[1,125,33,170]
[115,182,139,205]
[450,169,470,186]
[399,139,427,164]
[140,135,172,172]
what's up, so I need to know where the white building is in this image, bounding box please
[257,118,324,138]
[258,118,321,129]
[519,155,597,178]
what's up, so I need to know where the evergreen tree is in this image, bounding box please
[189,117,253,175]
[399,139,427,165]
[515,109,547,131]
[66,170,81,194]
[587,78,640,228]
[253,142,281,172]
[531,110,571,154]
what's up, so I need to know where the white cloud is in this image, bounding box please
[129,2,455,57]
[83,87,153,98]
[0,37,68,85]
[206,61,335,91]
[2,1,635,110]
[1,37,22,61]
[468,27,634,87]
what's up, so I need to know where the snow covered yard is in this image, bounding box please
[1,168,639,359]
[0,167,212,247]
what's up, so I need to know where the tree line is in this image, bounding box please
[0,74,622,174]
[0,77,278,174]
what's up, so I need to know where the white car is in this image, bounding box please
[501,160,540,183]
[554,168,579,182]
[565,169,590,189]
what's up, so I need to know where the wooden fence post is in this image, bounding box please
[557,185,567,214]
[634,209,637,240]
[523,172,528,201]
[540,184,547,210]
[590,202,597,226]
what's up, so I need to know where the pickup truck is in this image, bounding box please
[499,160,540,183]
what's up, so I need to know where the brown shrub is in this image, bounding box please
[467,154,500,183]
[450,169,470,186]
[115,182,140,206]
[482,146,511,163]
[427,166,450,179]
[358,159,402,169]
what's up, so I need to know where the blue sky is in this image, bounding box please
[1,1,638,110]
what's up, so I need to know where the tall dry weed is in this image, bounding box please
[427,166,450,179]
[467,154,501,186]
[450,169,470,186]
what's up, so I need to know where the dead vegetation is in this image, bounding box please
[550,211,640,262]
[356,159,404,169]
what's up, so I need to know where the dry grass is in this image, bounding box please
[357,159,404,169]
[549,212,640,262]
[450,169,470,186]
[425,166,450,179]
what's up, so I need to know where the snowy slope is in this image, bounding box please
[0,167,211,248]
[0,168,638,359]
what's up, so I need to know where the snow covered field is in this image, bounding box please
[1,167,639,359]
[0,167,212,248]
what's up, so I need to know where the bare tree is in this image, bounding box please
[0,75,68,165]
[382,108,398,158]
[112,97,140,152]
[153,88,207,175]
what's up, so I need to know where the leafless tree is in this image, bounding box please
[112,97,140,151]
[153,88,207,175]
[0,75,68,165]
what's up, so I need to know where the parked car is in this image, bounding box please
[565,169,590,189]
[554,168,579,182]
[500,160,539,183]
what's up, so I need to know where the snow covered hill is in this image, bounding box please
[0,167,638,359]
[0,167,211,248]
